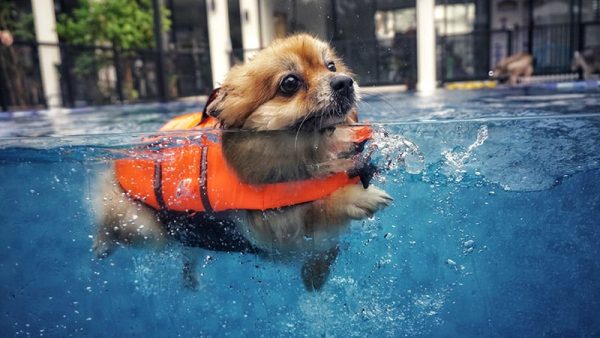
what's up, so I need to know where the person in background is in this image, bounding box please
[0,29,13,46]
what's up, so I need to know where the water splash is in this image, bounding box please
[441,125,489,182]
[372,130,425,175]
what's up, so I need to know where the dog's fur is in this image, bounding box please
[93,34,392,291]
[492,52,534,86]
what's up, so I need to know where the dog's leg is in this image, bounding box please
[93,171,167,258]
[523,65,533,84]
[182,247,199,290]
[245,184,391,290]
[509,72,518,86]
[301,245,339,291]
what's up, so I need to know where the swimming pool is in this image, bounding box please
[1,88,599,336]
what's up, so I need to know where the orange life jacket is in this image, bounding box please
[115,112,371,212]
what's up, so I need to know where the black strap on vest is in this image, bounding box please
[198,145,213,212]
[153,160,167,210]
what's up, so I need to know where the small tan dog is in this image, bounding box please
[491,52,534,86]
[93,34,392,291]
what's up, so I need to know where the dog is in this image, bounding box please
[92,34,392,291]
[572,47,600,80]
[490,52,534,86]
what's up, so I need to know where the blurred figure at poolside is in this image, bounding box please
[0,29,13,46]
[490,52,534,86]
[572,47,600,80]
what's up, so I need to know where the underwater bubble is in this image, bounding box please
[463,240,475,248]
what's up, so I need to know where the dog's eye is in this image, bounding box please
[327,61,336,72]
[279,75,301,95]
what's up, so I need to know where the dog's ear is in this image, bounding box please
[202,85,250,129]
[203,87,226,119]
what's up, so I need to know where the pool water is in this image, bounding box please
[1,89,599,336]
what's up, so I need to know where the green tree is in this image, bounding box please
[56,0,171,50]
[0,1,37,108]
[0,1,34,41]
[56,0,171,102]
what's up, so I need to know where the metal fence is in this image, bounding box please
[2,22,599,111]
[0,41,213,111]
[441,21,600,83]
[0,42,46,110]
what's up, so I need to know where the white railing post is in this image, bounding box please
[31,0,62,108]
[416,0,437,92]
[206,0,232,87]
[240,0,273,62]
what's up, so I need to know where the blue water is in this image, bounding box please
[1,89,600,336]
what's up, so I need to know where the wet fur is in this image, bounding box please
[93,34,391,291]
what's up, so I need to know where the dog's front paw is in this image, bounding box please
[182,267,199,291]
[343,185,393,220]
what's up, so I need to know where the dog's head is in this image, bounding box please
[204,34,359,131]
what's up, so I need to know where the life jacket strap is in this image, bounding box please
[154,160,167,210]
[198,145,213,212]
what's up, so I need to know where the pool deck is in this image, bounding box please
[4,79,598,117]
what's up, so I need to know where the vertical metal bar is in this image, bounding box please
[507,30,513,56]
[152,0,168,102]
[441,0,447,83]
[292,0,297,31]
[485,0,492,74]
[0,50,8,111]
[113,47,124,103]
[527,0,534,54]
[577,0,583,50]
[330,0,338,40]
[257,0,264,49]
[374,40,380,84]
[60,44,74,108]
[570,0,576,57]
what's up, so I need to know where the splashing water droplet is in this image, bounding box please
[442,125,488,181]
[372,130,425,175]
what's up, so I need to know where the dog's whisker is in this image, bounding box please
[294,113,312,149]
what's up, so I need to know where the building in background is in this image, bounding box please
[1,0,599,111]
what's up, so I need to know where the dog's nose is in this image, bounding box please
[330,75,354,96]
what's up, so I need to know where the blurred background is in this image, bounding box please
[0,0,598,111]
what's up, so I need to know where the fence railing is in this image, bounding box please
[0,41,213,111]
[0,42,46,110]
[441,21,600,83]
[2,22,599,111]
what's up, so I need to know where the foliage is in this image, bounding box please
[56,0,171,49]
[0,1,35,40]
